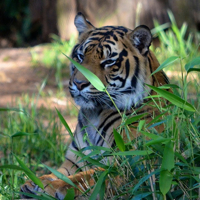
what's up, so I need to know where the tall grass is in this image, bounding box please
[0,96,68,199]
[0,12,200,200]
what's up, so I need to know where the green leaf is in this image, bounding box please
[185,56,200,73]
[159,170,173,195]
[112,150,153,156]
[147,84,196,112]
[144,138,172,146]
[64,188,75,200]
[89,170,108,200]
[132,169,160,192]
[19,192,56,200]
[64,54,105,91]
[151,56,179,75]
[124,113,148,126]
[140,131,163,140]
[161,141,174,171]
[14,155,44,190]
[43,164,78,188]
[11,132,33,138]
[70,149,108,169]
[0,164,24,171]
[187,68,200,73]
[113,129,125,152]
[56,108,74,138]
[0,108,23,112]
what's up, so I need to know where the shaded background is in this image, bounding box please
[0,0,200,47]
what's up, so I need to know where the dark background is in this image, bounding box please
[0,0,199,47]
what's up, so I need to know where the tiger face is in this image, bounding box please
[69,13,154,110]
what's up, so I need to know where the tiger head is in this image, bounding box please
[69,12,159,110]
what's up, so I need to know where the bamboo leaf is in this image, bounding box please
[63,54,105,91]
[113,129,125,152]
[159,170,173,195]
[185,57,200,73]
[151,56,179,75]
[89,170,108,200]
[132,169,160,192]
[124,113,148,126]
[112,150,153,156]
[147,84,196,112]
[161,141,174,171]
[64,188,75,200]
[144,138,172,146]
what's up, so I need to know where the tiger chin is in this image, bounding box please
[20,12,169,199]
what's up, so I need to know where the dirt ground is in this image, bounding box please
[0,47,77,129]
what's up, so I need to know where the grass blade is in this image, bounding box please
[124,113,147,125]
[132,169,160,193]
[14,155,44,189]
[43,164,78,188]
[89,170,108,200]
[56,108,73,138]
[11,132,33,138]
[151,56,179,75]
[112,150,153,156]
[147,84,196,112]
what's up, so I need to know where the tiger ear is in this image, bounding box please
[129,25,152,56]
[74,12,95,36]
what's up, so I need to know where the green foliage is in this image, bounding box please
[63,55,200,199]
[152,10,200,71]
[1,11,200,200]
[0,96,67,199]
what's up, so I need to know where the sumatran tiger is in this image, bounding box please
[21,12,169,199]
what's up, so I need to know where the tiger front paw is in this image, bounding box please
[20,176,71,200]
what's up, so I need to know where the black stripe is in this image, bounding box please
[65,158,80,169]
[98,111,119,131]
[98,116,122,146]
[72,140,79,151]
[62,167,70,175]
[131,56,140,88]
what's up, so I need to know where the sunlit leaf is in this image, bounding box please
[64,54,105,91]
[113,129,125,152]
[185,56,200,73]
[64,188,75,200]
[151,56,179,75]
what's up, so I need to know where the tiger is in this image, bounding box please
[20,12,169,199]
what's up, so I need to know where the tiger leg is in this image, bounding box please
[20,164,102,199]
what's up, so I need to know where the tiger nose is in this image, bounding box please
[74,79,90,90]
